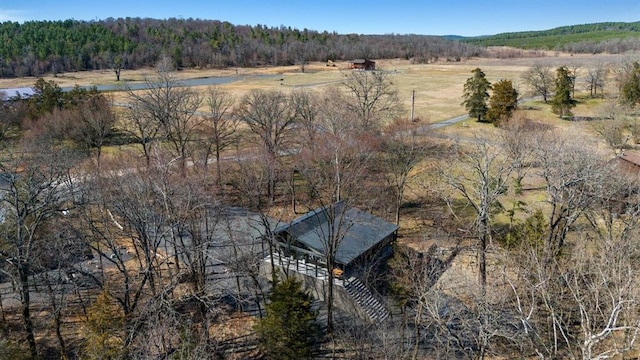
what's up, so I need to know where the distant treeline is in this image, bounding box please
[465,21,640,52]
[0,18,485,77]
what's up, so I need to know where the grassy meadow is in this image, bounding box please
[1,52,629,124]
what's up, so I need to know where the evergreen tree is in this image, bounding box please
[486,79,519,126]
[551,66,577,118]
[83,290,125,360]
[619,61,640,108]
[462,68,492,122]
[255,277,321,360]
[27,78,65,119]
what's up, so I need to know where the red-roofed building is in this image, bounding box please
[613,150,640,175]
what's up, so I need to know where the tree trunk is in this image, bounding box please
[45,272,67,357]
[479,234,487,294]
[19,266,38,358]
[216,148,222,188]
[268,157,276,202]
[479,216,488,295]
[54,310,66,357]
[0,288,5,327]
[395,195,402,226]
[326,269,334,334]
[412,302,422,360]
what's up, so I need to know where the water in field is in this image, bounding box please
[0,74,278,99]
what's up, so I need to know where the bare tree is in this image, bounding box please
[381,118,428,225]
[342,69,403,132]
[391,244,459,359]
[227,149,285,316]
[126,294,222,359]
[202,86,237,186]
[122,98,161,166]
[612,57,640,103]
[0,96,23,140]
[533,135,608,266]
[333,317,407,359]
[38,233,73,358]
[499,115,550,194]
[109,53,126,82]
[290,89,321,149]
[575,208,640,359]
[503,169,640,359]
[584,62,608,98]
[160,174,222,296]
[236,89,297,201]
[521,64,554,103]
[568,62,581,98]
[0,140,79,358]
[440,138,514,293]
[73,93,117,168]
[126,56,202,174]
[75,162,170,348]
[592,118,628,155]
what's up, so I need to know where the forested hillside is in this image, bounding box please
[465,21,640,52]
[0,18,484,77]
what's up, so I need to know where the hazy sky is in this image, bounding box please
[1,0,638,37]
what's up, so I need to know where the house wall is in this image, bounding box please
[348,60,375,70]
[344,232,395,279]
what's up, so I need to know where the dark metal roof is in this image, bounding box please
[1,87,35,101]
[275,202,398,265]
[349,59,375,64]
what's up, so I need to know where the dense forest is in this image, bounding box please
[0,17,484,77]
[464,21,640,52]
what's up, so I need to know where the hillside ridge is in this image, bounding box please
[461,21,640,50]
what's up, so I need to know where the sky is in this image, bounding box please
[0,0,639,37]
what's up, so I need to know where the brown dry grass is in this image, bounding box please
[2,52,633,123]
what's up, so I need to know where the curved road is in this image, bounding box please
[429,114,470,129]
[428,96,538,130]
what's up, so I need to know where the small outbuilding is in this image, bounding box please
[348,59,376,71]
[613,150,640,175]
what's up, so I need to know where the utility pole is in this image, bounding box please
[410,89,415,121]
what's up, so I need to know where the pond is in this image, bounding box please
[0,74,279,99]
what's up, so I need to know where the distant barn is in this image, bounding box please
[348,59,376,70]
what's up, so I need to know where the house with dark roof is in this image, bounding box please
[272,201,398,278]
[261,202,398,322]
[347,59,376,71]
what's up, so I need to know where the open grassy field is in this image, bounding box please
[1,52,632,123]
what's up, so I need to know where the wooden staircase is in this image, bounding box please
[264,254,390,323]
[344,277,389,323]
